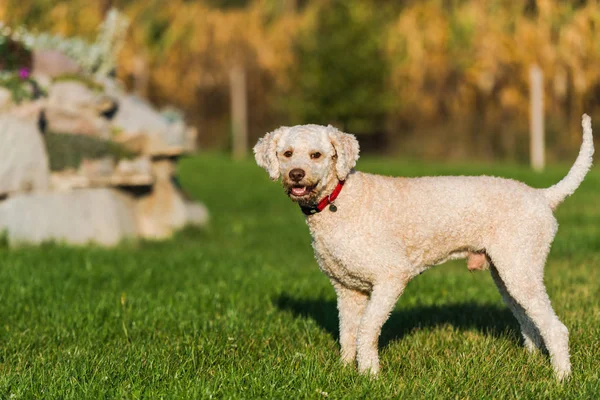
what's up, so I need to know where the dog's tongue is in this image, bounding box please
[292,187,308,196]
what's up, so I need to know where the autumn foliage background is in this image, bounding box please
[3,0,599,161]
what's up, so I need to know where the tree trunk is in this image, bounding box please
[230,65,248,159]
[529,65,545,172]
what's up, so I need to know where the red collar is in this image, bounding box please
[300,181,345,216]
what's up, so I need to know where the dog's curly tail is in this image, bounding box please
[543,114,594,210]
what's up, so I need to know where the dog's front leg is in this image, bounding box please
[356,280,407,375]
[333,282,369,366]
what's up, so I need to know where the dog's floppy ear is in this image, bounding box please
[327,125,360,181]
[253,127,287,180]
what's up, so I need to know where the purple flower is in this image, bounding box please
[18,68,30,79]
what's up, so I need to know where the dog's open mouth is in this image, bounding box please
[289,184,315,198]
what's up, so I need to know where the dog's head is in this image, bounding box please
[254,124,359,207]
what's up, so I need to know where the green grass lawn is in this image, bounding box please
[0,154,599,398]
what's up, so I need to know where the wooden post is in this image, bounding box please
[133,55,149,98]
[230,64,248,159]
[529,65,545,172]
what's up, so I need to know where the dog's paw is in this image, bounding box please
[340,356,356,369]
[553,359,571,382]
[340,348,357,366]
[357,357,380,377]
[555,367,571,383]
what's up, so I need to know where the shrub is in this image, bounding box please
[0,33,31,71]
[44,132,136,172]
[286,0,389,133]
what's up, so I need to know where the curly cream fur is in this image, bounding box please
[253,127,287,180]
[327,125,360,181]
[544,114,595,209]
[254,115,594,381]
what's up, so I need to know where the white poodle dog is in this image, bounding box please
[254,115,594,381]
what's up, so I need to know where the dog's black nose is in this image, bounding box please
[289,168,305,182]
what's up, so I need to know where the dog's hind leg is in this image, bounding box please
[490,263,544,352]
[488,241,570,381]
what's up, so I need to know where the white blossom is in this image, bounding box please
[1,8,129,78]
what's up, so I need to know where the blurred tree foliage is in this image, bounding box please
[1,0,599,160]
[385,0,600,159]
[285,0,389,134]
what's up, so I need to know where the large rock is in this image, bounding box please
[10,99,45,121]
[49,156,155,192]
[112,95,196,155]
[47,81,95,109]
[43,106,110,138]
[0,115,50,195]
[0,189,139,246]
[45,81,109,137]
[0,88,13,112]
[184,201,210,226]
[112,95,167,136]
[32,50,81,78]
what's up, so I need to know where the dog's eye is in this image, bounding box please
[311,152,321,159]
[283,150,293,158]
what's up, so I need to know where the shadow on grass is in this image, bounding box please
[275,293,521,348]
